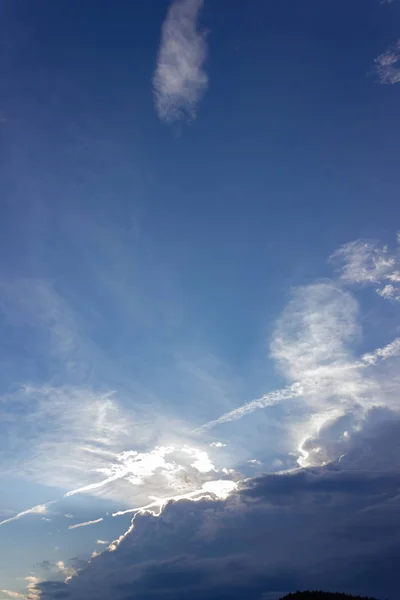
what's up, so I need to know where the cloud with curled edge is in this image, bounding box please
[153,0,208,123]
[33,419,400,600]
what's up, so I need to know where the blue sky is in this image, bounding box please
[1,1,400,599]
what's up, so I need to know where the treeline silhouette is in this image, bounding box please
[281,593,379,600]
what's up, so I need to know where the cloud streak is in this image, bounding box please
[153,0,208,123]
[199,333,400,432]
[0,502,53,528]
[196,384,304,432]
[68,518,104,530]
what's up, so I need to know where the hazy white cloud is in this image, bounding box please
[1,383,237,511]
[374,40,400,84]
[64,443,236,513]
[199,234,400,469]
[331,240,398,284]
[270,283,379,467]
[153,0,208,123]
[0,272,243,517]
[200,284,364,432]
[68,518,103,530]
[0,278,89,381]
[272,283,360,382]
[376,283,400,301]
[332,236,400,302]
[0,384,137,499]
[96,540,109,545]
[0,591,25,599]
[200,285,399,466]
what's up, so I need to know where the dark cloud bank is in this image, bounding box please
[35,413,400,600]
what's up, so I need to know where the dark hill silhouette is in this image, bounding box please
[281,593,379,600]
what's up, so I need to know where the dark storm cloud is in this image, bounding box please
[242,468,400,503]
[34,418,400,600]
[35,581,70,599]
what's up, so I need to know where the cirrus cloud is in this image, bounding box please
[153,0,209,123]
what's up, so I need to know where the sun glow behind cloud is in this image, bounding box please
[2,235,400,532]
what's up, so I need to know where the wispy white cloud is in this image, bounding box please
[199,234,400,469]
[331,240,398,283]
[200,284,364,434]
[64,443,234,510]
[96,540,109,545]
[362,337,400,366]
[197,383,304,432]
[0,384,136,500]
[0,274,241,513]
[68,518,104,530]
[374,40,400,84]
[1,382,237,509]
[376,283,400,301]
[0,502,53,528]
[153,0,208,123]
[332,235,400,301]
[0,278,89,381]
